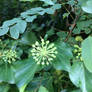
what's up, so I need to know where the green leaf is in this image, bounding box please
[38,86,49,92]
[20,0,33,1]
[16,20,27,33]
[20,31,38,45]
[69,62,92,92]
[40,0,54,5]
[45,4,61,14]
[2,18,18,27]
[81,0,92,13]
[9,20,27,39]
[82,36,92,72]
[25,15,37,22]
[0,64,15,84]
[10,25,20,39]
[25,75,53,92]
[20,0,54,5]
[71,89,81,92]
[53,41,73,72]
[69,62,83,87]
[15,57,38,88]
[0,27,9,36]
[0,83,10,92]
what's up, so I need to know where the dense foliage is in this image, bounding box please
[0,0,92,92]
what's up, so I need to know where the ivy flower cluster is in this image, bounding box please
[31,38,58,65]
[73,44,83,61]
[0,49,18,64]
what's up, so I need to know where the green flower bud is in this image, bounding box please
[79,48,82,52]
[78,53,81,56]
[73,49,78,53]
[73,44,83,61]
[74,45,79,48]
[80,57,83,61]
[76,56,79,59]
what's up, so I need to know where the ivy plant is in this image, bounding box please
[0,0,92,92]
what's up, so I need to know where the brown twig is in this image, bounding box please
[64,15,79,42]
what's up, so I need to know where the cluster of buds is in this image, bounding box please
[0,49,18,64]
[31,38,58,65]
[73,44,83,61]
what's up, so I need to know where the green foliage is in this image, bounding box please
[80,0,92,13]
[0,83,10,92]
[0,3,61,39]
[38,86,49,92]
[53,42,73,72]
[69,62,92,92]
[20,0,54,5]
[0,64,15,84]
[82,37,92,73]
[0,0,92,92]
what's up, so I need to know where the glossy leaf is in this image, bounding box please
[10,20,27,39]
[10,25,20,39]
[82,36,92,72]
[0,64,15,84]
[25,75,53,92]
[20,0,54,5]
[15,57,38,88]
[0,83,10,92]
[53,41,73,72]
[71,89,81,92]
[2,18,18,27]
[38,86,49,92]
[16,20,27,33]
[20,31,38,45]
[81,0,92,13]
[69,62,92,92]
[0,27,9,36]
[40,0,54,5]
[25,15,37,22]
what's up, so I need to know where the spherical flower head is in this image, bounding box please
[0,49,18,64]
[31,38,58,65]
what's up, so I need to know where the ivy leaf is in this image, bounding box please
[69,62,92,92]
[2,18,18,27]
[38,86,49,92]
[80,0,92,13]
[20,31,38,45]
[10,25,20,39]
[20,0,32,1]
[0,64,15,84]
[53,41,73,72]
[0,27,9,36]
[20,0,54,5]
[0,83,10,92]
[25,15,37,22]
[10,20,27,39]
[82,36,92,72]
[14,57,38,89]
[25,75,53,92]
[71,89,81,92]
[16,20,27,33]
[40,0,54,5]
